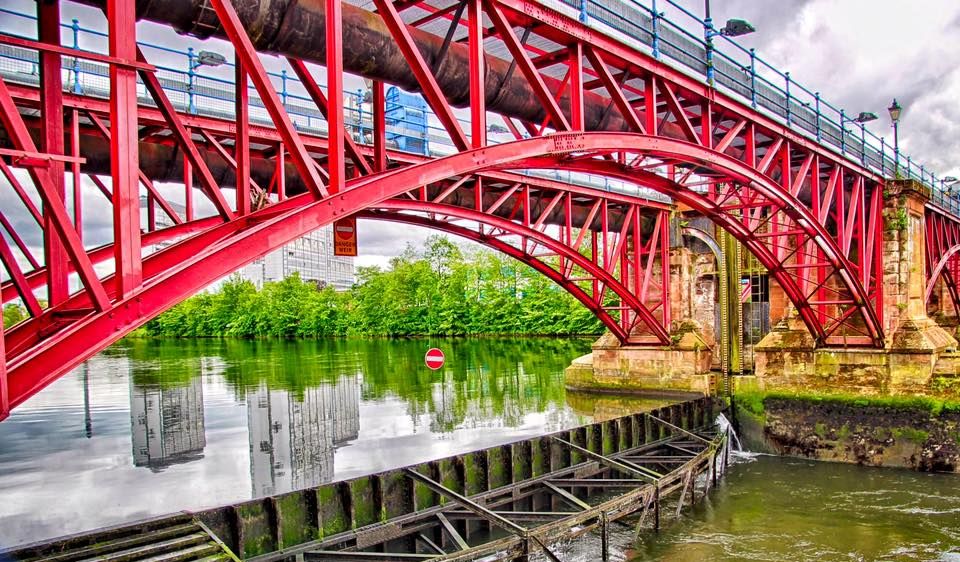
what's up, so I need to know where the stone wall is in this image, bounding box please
[736,393,960,473]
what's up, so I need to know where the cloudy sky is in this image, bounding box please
[0,0,958,273]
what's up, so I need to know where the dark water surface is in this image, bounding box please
[0,337,676,548]
[625,455,960,562]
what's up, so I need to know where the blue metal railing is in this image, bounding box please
[0,2,953,215]
[564,0,957,214]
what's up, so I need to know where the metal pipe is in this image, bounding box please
[81,0,633,133]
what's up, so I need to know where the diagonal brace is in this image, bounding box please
[550,437,662,481]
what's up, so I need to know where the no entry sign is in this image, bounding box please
[333,217,358,256]
[424,348,445,370]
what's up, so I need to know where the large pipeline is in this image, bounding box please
[89,0,632,133]
[13,0,829,207]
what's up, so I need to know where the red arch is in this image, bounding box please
[926,245,960,307]
[5,132,883,414]
[360,199,670,343]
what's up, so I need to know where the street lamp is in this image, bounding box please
[888,98,902,173]
[703,0,756,86]
[840,111,877,163]
[187,49,227,114]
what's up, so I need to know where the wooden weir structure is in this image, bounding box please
[6,397,727,562]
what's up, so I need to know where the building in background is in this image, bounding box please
[140,197,354,290]
[238,228,355,290]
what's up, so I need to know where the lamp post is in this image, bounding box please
[187,49,227,114]
[703,0,755,87]
[888,98,902,175]
[842,111,877,166]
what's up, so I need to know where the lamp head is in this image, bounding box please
[853,111,878,124]
[887,99,902,123]
[196,51,227,68]
[719,19,756,37]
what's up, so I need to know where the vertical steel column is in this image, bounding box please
[373,81,387,172]
[0,313,6,419]
[660,210,671,330]
[184,160,194,221]
[39,0,69,305]
[210,0,327,198]
[108,0,142,297]
[568,43,584,131]
[468,0,486,148]
[326,0,344,194]
[235,59,251,214]
[71,109,82,240]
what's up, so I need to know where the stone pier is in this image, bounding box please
[753,179,958,395]
[565,246,716,395]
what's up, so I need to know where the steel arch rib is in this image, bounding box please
[5,132,885,415]
[361,211,630,341]
[526,157,882,347]
[363,200,670,344]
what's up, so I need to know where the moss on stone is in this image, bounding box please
[737,389,960,417]
[893,427,930,444]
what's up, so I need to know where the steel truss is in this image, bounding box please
[0,0,889,418]
[925,207,960,313]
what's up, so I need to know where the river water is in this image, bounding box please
[1,337,958,558]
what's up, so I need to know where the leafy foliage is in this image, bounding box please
[145,236,604,337]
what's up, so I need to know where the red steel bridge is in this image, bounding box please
[0,0,957,419]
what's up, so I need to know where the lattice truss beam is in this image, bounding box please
[0,0,888,417]
[925,209,960,312]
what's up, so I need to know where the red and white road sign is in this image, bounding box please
[334,217,358,256]
[424,348,445,370]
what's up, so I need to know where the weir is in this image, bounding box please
[3,398,725,561]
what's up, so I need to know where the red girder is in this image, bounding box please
[924,208,960,312]
[0,0,896,419]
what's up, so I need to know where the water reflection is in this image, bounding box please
[0,337,594,547]
[247,378,360,496]
[130,376,206,470]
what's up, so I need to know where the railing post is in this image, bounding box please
[814,92,821,141]
[839,109,846,155]
[784,72,791,125]
[578,0,588,23]
[71,18,82,94]
[703,17,714,87]
[651,0,660,59]
[187,47,196,114]
[860,123,866,166]
[280,69,288,107]
[880,137,886,176]
[749,48,756,108]
[907,155,912,178]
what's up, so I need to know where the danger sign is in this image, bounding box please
[424,348,445,370]
[334,217,357,256]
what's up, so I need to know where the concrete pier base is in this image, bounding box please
[753,308,958,395]
[564,326,714,395]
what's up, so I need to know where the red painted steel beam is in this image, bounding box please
[0,77,110,311]
[38,0,69,307]
[288,59,373,177]
[373,0,470,151]
[208,0,328,199]
[363,210,631,341]
[108,0,142,298]
[366,199,669,342]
